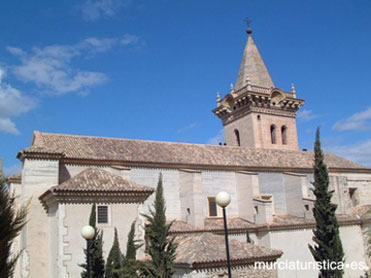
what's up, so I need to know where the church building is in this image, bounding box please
[9,27,371,278]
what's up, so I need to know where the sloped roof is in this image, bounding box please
[174,233,282,268]
[352,205,371,221]
[204,217,256,230]
[235,31,274,90]
[170,213,364,235]
[170,217,256,234]
[267,213,361,230]
[48,167,154,193]
[17,131,369,172]
[6,173,22,184]
[39,168,154,209]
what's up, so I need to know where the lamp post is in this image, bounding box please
[216,191,232,278]
[81,225,95,278]
[361,266,370,278]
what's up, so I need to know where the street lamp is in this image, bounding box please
[216,191,232,278]
[361,265,370,278]
[81,225,95,278]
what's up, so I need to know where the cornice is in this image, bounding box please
[39,189,153,211]
[188,255,281,270]
[213,88,304,124]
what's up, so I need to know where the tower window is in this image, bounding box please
[270,125,277,144]
[257,115,261,120]
[234,129,241,146]
[281,125,287,145]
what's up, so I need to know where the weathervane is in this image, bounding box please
[244,17,252,34]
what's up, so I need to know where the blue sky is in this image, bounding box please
[1,0,371,175]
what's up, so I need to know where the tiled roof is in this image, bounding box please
[174,233,282,268]
[170,218,256,234]
[269,213,360,229]
[169,220,196,233]
[6,173,22,184]
[49,168,154,193]
[17,131,369,171]
[352,205,371,221]
[170,214,362,235]
[204,217,256,230]
[39,168,154,209]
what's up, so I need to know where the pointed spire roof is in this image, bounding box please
[235,29,274,90]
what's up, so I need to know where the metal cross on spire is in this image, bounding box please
[244,17,252,34]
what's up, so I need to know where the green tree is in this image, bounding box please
[141,174,177,278]
[120,221,142,278]
[0,163,28,278]
[105,228,123,278]
[308,128,344,278]
[81,204,105,278]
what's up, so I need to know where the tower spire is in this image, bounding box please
[235,28,274,90]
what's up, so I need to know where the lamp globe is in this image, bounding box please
[81,225,95,240]
[216,191,231,207]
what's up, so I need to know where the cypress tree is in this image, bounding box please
[125,221,139,261]
[0,163,28,278]
[81,204,105,278]
[141,174,177,278]
[309,128,344,278]
[120,221,142,278]
[105,228,123,278]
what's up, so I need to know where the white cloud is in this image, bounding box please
[120,34,139,46]
[207,129,224,145]
[0,67,36,135]
[8,35,140,95]
[177,123,197,134]
[297,109,320,122]
[79,0,131,21]
[83,37,118,53]
[333,107,371,131]
[325,139,371,167]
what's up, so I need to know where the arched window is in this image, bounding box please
[270,125,277,144]
[234,129,241,146]
[281,126,287,145]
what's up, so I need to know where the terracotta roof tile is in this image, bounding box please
[352,205,371,221]
[269,213,360,228]
[204,217,256,230]
[169,218,256,234]
[18,131,369,171]
[6,173,22,184]
[50,167,154,193]
[174,233,282,268]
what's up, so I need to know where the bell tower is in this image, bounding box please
[213,28,304,150]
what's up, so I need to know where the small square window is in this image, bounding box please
[304,205,310,211]
[208,197,217,217]
[97,205,109,224]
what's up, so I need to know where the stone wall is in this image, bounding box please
[336,172,371,206]
[63,203,139,277]
[21,158,59,278]
[259,173,286,214]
